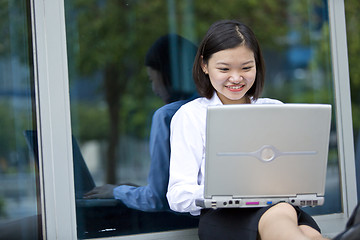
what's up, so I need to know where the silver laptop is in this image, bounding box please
[196,104,331,209]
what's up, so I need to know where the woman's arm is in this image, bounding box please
[85,102,185,212]
[167,106,205,215]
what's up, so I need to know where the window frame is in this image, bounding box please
[322,0,358,227]
[30,0,357,239]
[31,0,77,239]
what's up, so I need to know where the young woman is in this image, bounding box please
[166,19,329,240]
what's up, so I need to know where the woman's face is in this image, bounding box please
[146,67,169,103]
[202,45,256,104]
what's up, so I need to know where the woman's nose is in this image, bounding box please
[229,73,243,83]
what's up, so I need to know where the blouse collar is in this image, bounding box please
[208,92,223,106]
[206,92,255,106]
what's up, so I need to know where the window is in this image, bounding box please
[0,1,42,239]
[64,0,347,238]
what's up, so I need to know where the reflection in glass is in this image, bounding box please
[65,0,341,238]
[0,1,42,239]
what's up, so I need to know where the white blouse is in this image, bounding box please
[166,93,282,215]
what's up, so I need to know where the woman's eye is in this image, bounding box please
[243,66,253,71]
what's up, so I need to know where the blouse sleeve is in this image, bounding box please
[166,106,204,215]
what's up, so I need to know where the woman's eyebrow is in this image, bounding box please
[215,60,255,66]
[215,61,231,66]
[241,60,255,65]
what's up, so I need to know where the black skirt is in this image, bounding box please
[198,205,321,240]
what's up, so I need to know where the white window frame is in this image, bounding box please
[30,0,357,239]
[31,0,77,239]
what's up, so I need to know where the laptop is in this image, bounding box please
[195,104,331,209]
[24,130,118,207]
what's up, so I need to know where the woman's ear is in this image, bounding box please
[201,56,208,74]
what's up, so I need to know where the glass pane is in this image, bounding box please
[0,1,42,240]
[345,0,360,200]
[65,0,341,238]
[261,1,342,216]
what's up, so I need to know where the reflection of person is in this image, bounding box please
[0,35,199,239]
[166,19,330,240]
[84,34,198,212]
[145,34,196,104]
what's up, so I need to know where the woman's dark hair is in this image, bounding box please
[145,34,198,103]
[193,19,265,100]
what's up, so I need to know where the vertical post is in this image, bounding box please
[328,0,358,216]
[30,0,77,238]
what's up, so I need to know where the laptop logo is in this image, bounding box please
[217,145,317,163]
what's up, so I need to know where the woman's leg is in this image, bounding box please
[258,203,328,240]
[299,225,328,240]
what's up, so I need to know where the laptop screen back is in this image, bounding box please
[204,104,331,199]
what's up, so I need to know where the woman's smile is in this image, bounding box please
[226,83,246,92]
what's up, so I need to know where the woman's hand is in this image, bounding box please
[83,184,117,199]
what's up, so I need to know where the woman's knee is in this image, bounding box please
[259,203,298,227]
[299,225,324,239]
[265,203,297,219]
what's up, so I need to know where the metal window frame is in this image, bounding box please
[327,0,358,223]
[31,0,77,238]
[29,0,357,239]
